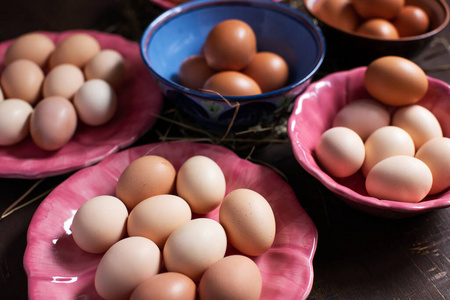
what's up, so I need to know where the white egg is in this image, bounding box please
[163,218,227,281]
[365,155,432,203]
[73,79,118,126]
[176,155,226,214]
[315,126,365,178]
[95,236,161,300]
[0,99,33,146]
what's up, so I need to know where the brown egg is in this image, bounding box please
[351,0,404,19]
[242,51,289,93]
[4,32,55,68]
[355,19,399,39]
[203,71,261,96]
[178,55,217,90]
[115,155,177,210]
[84,49,127,88]
[130,272,196,300]
[393,5,430,37]
[219,188,276,256]
[42,64,85,100]
[312,0,360,33]
[198,255,262,300]
[30,96,78,151]
[203,19,257,71]
[0,59,44,105]
[49,33,101,69]
[364,56,428,106]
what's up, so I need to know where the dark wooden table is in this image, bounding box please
[0,1,449,299]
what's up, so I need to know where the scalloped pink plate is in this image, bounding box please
[150,0,281,10]
[24,142,318,299]
[0,30,163,179]
[288,67,450,218]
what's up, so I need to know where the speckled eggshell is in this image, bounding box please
[219,188,276,256]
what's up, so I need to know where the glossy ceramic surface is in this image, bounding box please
[24,142,318,299]
[288,67,450,218]
[141,0,325,131]
[0,30,163,179]
[150,0,282,10]
[304,0,450,67]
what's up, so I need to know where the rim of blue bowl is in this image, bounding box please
[140,0,326,103]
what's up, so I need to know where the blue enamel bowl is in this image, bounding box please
[141,0,325,131]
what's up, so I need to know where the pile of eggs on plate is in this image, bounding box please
[178,19,289,96]
[71,154,276,300]
[312,0,430,39]
[315,56,450,203]
[0,32,126,151]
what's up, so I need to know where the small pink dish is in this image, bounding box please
[150,0,281,10]
[288,67,450,218]
[0,30,163,179]
[24,142,318,300]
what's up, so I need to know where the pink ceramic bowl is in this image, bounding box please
[25,142,318,299]
[288,67,450,218]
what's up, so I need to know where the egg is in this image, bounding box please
[198,255,262,300]
[115,155,176,210]
[127,194,192,248]
[95,236,161,300]
[219,188,276,256]
[176,155,226,214]
[364,56,428,106]
[392,104,443,149]
[351,0,404,19]
[4,32,55,68]
[130,272,196,300]
[315,127,365,178]
[393,5,430,37]
[163,218,227,281]
[73,79,118,126]
[362,126,415,176]
[241,51,289,93]
[312,0,360,33]
[203,19,257,71]
[203,71,262,96]
[178,55,217,90]
[84,49,127,88]
[29,96,78,151]
[42,63,85,100]
[355,19,399,39]
[49,33,101,69]
[416,137,450,195]
[0,59,44,105]
[332,98,390,141]
[365,155,432,203]
[71,195,128,254]
[0,99,33,146]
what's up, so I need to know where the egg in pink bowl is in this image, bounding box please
[288,66,450,218]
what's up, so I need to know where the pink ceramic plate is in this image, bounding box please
[24,142,318,299]
[150,0,281,10]
[288,67,450,218]
[0,30,163,179]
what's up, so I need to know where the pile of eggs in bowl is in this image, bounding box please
[71,154,276,300]
[178,19,289,96]
[312,0,430,39]
[315,55,450,203]
[0,32,125,151]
